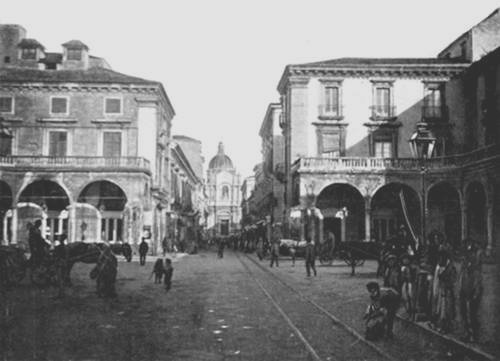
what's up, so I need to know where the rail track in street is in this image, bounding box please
[237,252,476,361]
[236,253,394,361]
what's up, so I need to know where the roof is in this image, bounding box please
[62,40,89,50]
[295,57,467,68]
[17,38,44,50]
[0,66,159,85]
[173,134,201,143]
[208,142,234,170]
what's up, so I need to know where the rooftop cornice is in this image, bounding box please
[278,63,470,93]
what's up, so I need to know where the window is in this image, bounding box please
[0,137,12,156]
[3,56,10,64]
[48,131,67,157]
[325,86,340,115]
[0,97,13,113]
[423,83,444,119]
[103,132,122,157]
[321,132,340,157]
[105,98,122,114]
[51,97,68,115]
[374,87,391,116]
[21,48,36,60]
[374,141,392,157]
[67,49,82,61]
[221,185,229,199]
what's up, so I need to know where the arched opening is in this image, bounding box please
[466,182,487,247]
[0,181,13,244]
[18,180,70,244]
[316,183,364,242]
[428,182,461,249]
[78,181,127,242]
[371,183,420,244]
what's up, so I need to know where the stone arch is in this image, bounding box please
[465,181,487,248]
[18,180,71,245]
[316,183,365,242]
[77,180,128,242]
[370,183,420,244]
[428,182,461,248]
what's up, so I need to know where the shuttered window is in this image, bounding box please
[105,98,122,114]
[0,97,13,113]
[49,131,67,157]
[103,132,122,157]
[325,86,339,115]
[374,141,392,158]
[51,97,68,114]
[375,87,391,115]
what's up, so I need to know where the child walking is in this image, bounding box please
[152,258,164,284]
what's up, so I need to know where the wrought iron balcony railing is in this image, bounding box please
[0,156,151,173]
[369,105,397,120]
[293,144,500,173]
[422,105,448,121]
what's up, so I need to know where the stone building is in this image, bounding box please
[275,10,500,252]
[0,24,174,253]
[206,142,241,237]
[168,135,206,252]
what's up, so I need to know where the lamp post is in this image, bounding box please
[409,122,436,248]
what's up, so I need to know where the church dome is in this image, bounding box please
[209,142,233,170]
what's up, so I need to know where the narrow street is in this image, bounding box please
[0,250,482,361]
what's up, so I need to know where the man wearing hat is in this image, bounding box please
[383,253,400,290]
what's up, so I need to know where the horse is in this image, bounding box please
[64,242,132,285]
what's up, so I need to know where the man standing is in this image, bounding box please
[139,238,149,266]
[366,282,401,339]
[304,209,317,277]
[161,237,168,257]
[29,219,48,268]
[269,239,280,268]
[54,233,68,298]
[92,245,118,298]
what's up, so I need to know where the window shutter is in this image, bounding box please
[51,98,68,114]
[105,98,122,114]
[49,131,67,157]
[103,132,122,157]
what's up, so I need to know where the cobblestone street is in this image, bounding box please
[1,250,493,361]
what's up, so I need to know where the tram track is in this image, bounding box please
[236,253,395,361]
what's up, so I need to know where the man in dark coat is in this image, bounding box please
[366,282,401,339]
[91,245,117,298]
[139,238,149,266]
[54,233,68,297]
[29,219,48,267]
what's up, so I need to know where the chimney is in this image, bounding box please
[0,24,27,67]
[61,40,89,70]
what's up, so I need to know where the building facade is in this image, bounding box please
[206,142,241,237]
[168,135,206,252]
[0,24,174,254]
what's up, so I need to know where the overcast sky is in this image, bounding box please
[2,0,500,177]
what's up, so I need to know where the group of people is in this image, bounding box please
[365,231,484,343]
[151,257,174,291]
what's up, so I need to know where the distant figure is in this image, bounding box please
[434,250,457,334]
[152,258,165,284]
[164,258,173,292]
[139,238,149,266]
[366,282,400,339]
[217,238,225,258]
[290,242,297,267]
[269,240,280,268]
[383,254,400,290]
[162,237,168,257]
[304,208,317,277]
[29,219,49,267]
[459,238,483,342]
[91,245,117,298]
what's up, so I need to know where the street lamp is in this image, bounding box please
[409,122,436,248]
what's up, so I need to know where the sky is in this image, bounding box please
[2,0,500,177]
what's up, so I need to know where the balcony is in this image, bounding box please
[422,105,448,122]
[317,105,344,121]
[294,144,500,174]
[369,105,397,121]
[0,156,151,174]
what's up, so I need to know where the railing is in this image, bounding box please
[295,144,500,173]
[422,105,448,121]
[369,105,397,119]
[0,156,151,173]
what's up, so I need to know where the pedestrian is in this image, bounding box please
[366,281,401,339]
[256,237,264,261]
[304,241,317,277]
[269,239,280,268]
[139,238,149,266]
[29,219,49,268]
[90,244,118,298]
[383,254,400,290]
[433,250,457,334]
[162,237,168,257]
[400,253,415,318]
[54,233,68,298]
[363,295,386,341]
[290,242,297,267]
[217,238,225,258]
[459,238,483,342]
[164,258,173,292]
[152,258,164,284]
